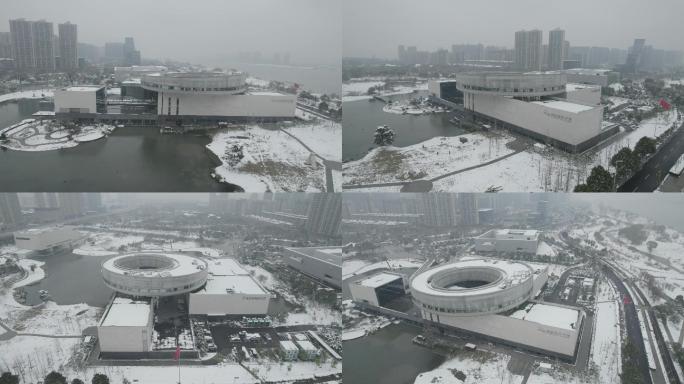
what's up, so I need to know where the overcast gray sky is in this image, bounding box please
[344,0,684,59]
[2,0,341,66]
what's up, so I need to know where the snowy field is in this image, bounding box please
[342,79,428,102]
[1,119,115,152]
[0,89,54,104]
[343,104,681,191]
[343,133,515,186]
[590,279,621,384]
[414,352,523,384]
[207,125,327,192]
[284,118,341,162]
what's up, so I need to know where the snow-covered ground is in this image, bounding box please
[284,118,341,162]
[1,119,115,152]
[590,279,621,384]
[0,89,54,104]
[343,133,516,186]
[342,300,393,341]
[343,102,681,191]
[12,258,46,288]
[244,361,340,383]
[207,125,327,192]
[414,352,523,384]
[383,100,447,116]
[342,79,428,102]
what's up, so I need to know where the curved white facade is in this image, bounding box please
[102,253,208,297]
[411,259,534,316]
[456,72,566,97]
[141,72,248,95]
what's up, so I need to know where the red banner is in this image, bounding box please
[660,98,672,110]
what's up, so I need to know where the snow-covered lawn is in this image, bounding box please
[590,279,621,384]
[0,89,54,104]
[207,125,326,192]
[12,258,46,288]
[343,104,680,192]
[1,119,115,152]
[414,352,523,384]
[284,118,341,162]
[244,361,340,382]
[342,80,428,102]
[343,133,516,186]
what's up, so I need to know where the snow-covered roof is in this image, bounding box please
[295,340,318,352]
[280,340,299,351]
[509,303,580,330]
[247,91,285,96]
[357,272,402,288]
[198,275,267,295]
[411,259,534,297]
[285,247,342,266]
[64,86,103,92]
[532,100,595,113]
[207,258,250,276]
[102,253,208,278]
[479,229,539,241]
[100,297,151,327]
[566,83,599,92]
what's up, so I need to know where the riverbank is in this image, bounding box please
[1,119,115,152]
[207,120,336,192]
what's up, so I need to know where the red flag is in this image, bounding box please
[659,98,671,110]
[174,345,181,360]
[623,295,632,305]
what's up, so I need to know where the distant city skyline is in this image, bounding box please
[343,0,684,58]
[1,0,341,66]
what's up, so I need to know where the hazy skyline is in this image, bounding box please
[2,0,341,67]
[343,0,684,59]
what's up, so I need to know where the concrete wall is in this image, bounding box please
[54,90,96,113]
[423,309,582,359]
[566,73,608,87]
[467,93,604,146]
[188,293,269,315]
[348,281,380,306]
[566,86,601,105]
[156,93,295,118]
[284,249,341,288]
[98,325,152,352]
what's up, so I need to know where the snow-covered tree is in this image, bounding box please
[373,125,395,146]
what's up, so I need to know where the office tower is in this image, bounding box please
[0,32,11,59]
[548,28,565,70]
[624,38,646,73]
[9,19,34,71]
[123,37,141,66]
[31,20,55,72]
[514,29,542,71]
[58,22,78,71]
[421,194,458,227]
[458,194,479,226]
[104,42,125,64]
[305,194,341,237]
[398,45,406,62]
[0,194,23,229]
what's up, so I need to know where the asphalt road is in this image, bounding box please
[619,120,684,192]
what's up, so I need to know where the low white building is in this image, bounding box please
[54,86,106,114]
[188,258,270,316]
[97,296,153,353]
[349,271,406,307]
[14,226,85,251]
[114,65,168,83]
[284,247,342,288]
[280,340,299,361]
[474,229,540,254]
[295,339,320,360]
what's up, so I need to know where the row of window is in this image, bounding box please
[142,81,244,92]
[461,84,561,93]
